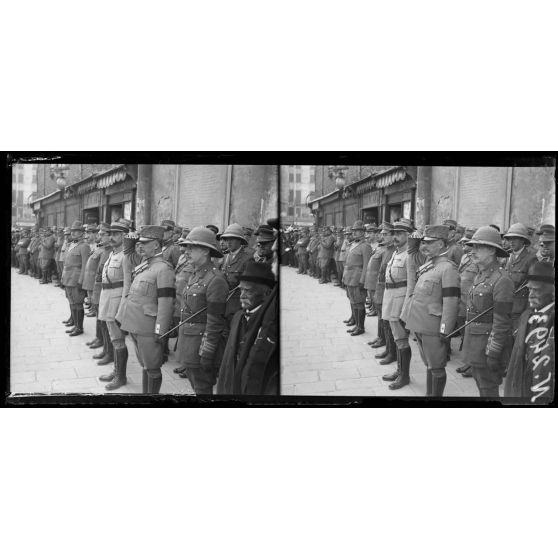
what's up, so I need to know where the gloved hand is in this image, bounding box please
[154,334,164,345]
[486,356,501,374]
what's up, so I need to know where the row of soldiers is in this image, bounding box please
[13,219,279,396]
[284,218,555,402]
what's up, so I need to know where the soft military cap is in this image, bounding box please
[423,225,450,241]
[109,218,133,233]
[351,220,365,231]
[379,221,394,233]
[256,225,276,242]
[442,219,458,230]
[160,219,176,231]
[536,224,555,242]
[70,220,84,231]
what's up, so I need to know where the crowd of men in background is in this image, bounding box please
[281,219,555,403]
[11,219,279,396]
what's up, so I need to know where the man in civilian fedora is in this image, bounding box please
[343,220,372,337]
[463,226,514,398]
[504,260,554,404]
[443,219,464,267]
[97,218,133,390]
[118,225,176,394]
[405,225,460,397]
[502,223,538,334]
[216,261,278,396]
[381,217,414,390]
[62,220,91,337]
[179,227,229,395]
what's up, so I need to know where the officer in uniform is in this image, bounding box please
[504,260,554,404]
[381,218,414,390]
[307,227,319,278]
[455,227,478,376]
[443,219,464,267]
[502,223,537,334]
[39,227,56,284]
[28,229,39,279]
[61,221,91,336]
[296,227,310,275]
[338,227,352,289]
[82,224,103,317]
[86,223,112,351]
[364,225,382,318]
[16,229,31,274]
[342,220,372,336]
[405,225,461,397]
[369,223,396,356]
[219,223,254,322]
[463,226,514,398]
[253,224,276,265]
[161,219,181,268]
[179,227,229,394]
[55,228,68,288]
[535,224,555,263]
[118,225,176,394]
[318,226,335,284]
[97,218,133,390]
[173,229,195,376]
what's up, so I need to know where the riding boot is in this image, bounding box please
[382,345,401,381]
[65,307,78,334]
[69,308,84,336]
[344,305,356,325]
[425,369,433,396]
[350,308,365,336]
[379,323,397,364]
[142,370,149,393]
[39,270,46,284]
[105,346,128,390]
[98,346,116,382]
[389,346,411,390]
[97,326,114,365]
[146,370,163,394]
[346,306,358,332]
[93,323,108,359]
[369,316,386,347]
[430,369,447,397]
[88,320,103,348]
[63,303,74,326]
[480,387,500,399]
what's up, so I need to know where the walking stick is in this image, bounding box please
[159,286,240,340]
[444,282,528,339]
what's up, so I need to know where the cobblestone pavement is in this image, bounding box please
[281,266,484,398]
[9,268,195,395]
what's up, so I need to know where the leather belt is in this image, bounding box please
[102,281,124,290]
[385,281,407,289]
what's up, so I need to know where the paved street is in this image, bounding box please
[281,266,482,397]
[9,268,195,395]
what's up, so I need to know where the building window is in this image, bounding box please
[295,207,302,218]
[289,172,294,182]
[295,190,301,205]
[295,173,301,182]
[288,189,294,203]
[287,207,294,217]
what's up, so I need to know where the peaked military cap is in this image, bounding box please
[442,219,458,230]
[160,219,176,231]
[109,218,133,233]
[423,225,450,241]
[392,218,414,233]
[256,225,276,242]
[70,220,84,231]
[138,225,166,242]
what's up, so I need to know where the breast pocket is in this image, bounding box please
[135,280,156,297]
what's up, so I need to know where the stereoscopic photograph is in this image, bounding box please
[280,163,555,403]
[10,162,279,397]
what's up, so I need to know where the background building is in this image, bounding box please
[309,164,555,230]
[280,165,315,226]
[28,163,278,232]
[12,163,37,227]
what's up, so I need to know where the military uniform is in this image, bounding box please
[118,251,176,393]
[504,247,537,332]
[406,249,460,396]
[307,234,319,277]
[296,234,310,274]
[318,232,335,283]
[462,262,514,397]
[162,239,181,268]
[180,263,229,394]
[446,240,463,267]
[82,244,104,303]
[39,232,56,283]
[17,235,30,274]
[382,248,409,336]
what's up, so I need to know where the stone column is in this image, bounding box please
[136,164,152,228]
[415,166,432,230]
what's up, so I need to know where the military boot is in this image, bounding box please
[97,331,114,365]
[87,320,103,348]
[382,346,401,381]
[430,369,447,397]
[65,308,78,334]
[105,347,128,390]
[389,347,411,390]
[93,323,109,360]
[343,306,355,325]
[146,370,163,394]
[69,308,84,336]
[350,308,365,336]
[425,369,433,396]
[142,369,149,393]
